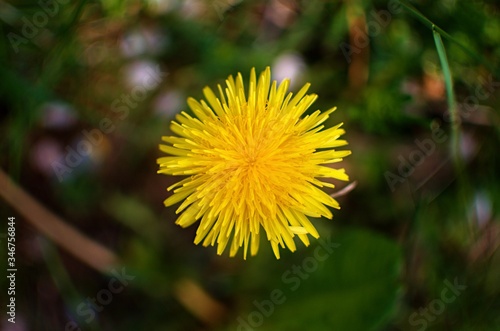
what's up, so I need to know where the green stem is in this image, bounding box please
[432,27,460,165]
[400,0,499,78]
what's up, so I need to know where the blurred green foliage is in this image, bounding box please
[1,0,500,330]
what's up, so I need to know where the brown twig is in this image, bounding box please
[174,278,229,326]
[0,168,118,272]
[330,180,357,198]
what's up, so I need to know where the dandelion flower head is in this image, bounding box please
[157,67,350,259]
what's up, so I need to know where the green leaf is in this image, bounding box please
[433,27,460,163]
[234,228,403,331]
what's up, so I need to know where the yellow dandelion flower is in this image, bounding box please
[157,67,351,259]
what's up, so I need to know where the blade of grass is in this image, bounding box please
[433,28,473,235]
[38,0,88,88]
[432,27,459,163]
[40,238,102,331]
[400,0,499,79]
